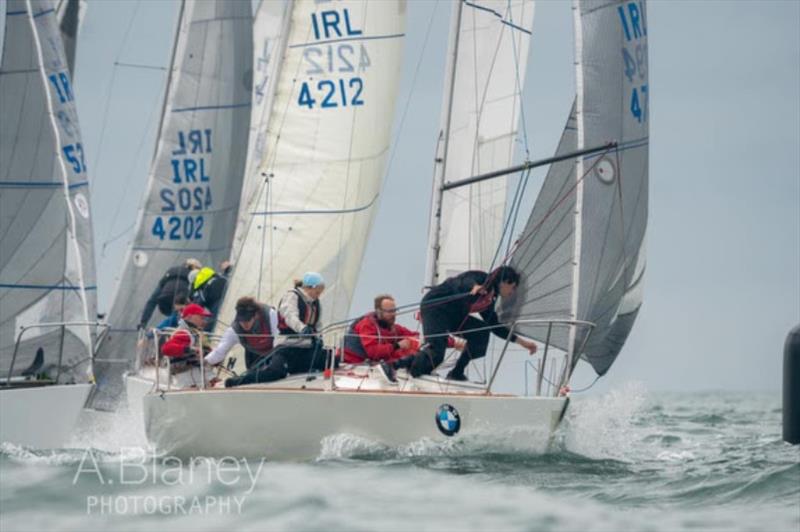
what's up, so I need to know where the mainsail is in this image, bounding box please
[508,0,649,375]
[0,0,97,378]
[425,0,535,285]
[95,0,252,387]
[220,0,407,329]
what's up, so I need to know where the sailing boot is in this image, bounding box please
[446,351,470,381]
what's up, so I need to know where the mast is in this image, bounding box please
[424,0,463,288]
[567,0,586,373]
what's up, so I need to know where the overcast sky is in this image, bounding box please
[49,0,800,393]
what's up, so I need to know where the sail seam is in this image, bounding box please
[0,180,88,188]
[250,193,378,216]
[171,102,251,113]
[288,33,404,49]
[0,283,97,290]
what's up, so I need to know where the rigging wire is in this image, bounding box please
[89,0,141,196]
[382,0,439,178]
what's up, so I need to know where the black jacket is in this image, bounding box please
[139,265,191,326]
[191,274,227,317]
[421,270,516,340]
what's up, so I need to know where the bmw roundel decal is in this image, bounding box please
[435,404,461,436]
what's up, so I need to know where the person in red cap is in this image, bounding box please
[160,303,213,360]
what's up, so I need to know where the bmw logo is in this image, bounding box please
[435,404,461,437]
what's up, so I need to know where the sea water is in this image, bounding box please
[1,385,798,531]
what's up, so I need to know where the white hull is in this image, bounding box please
[142,371,569,460]
[0,383,92,448]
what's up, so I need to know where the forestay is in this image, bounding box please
[96,0,252,370]
[0,0,97,377]
[425,0,535,285]
[220,0,407,329]
[507,0,649,376]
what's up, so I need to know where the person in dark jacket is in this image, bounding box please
[188,265,228,330]
[138,258,201,329]
[386,266,537,382]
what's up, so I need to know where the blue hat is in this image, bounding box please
[302,272,324,288]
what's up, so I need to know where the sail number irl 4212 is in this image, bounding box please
[297,7,370,110]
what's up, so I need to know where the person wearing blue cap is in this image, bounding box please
[221,272,328,382]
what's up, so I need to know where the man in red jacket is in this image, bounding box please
[160,303,213,359]
[343,295,464,367]
[342,294,420,364]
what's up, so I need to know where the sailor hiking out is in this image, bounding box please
[385,266,537,382]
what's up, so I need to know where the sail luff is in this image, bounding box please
[149,0,185,170]
[424,0,463,288]
[228,0,291,270]
[26,0,94,353]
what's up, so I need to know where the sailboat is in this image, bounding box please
[141,0,649,460]
[91,0,253,410]
[0,0,99,448]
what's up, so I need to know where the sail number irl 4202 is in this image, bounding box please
[618,1,648,124]
[297,7,370,110]
[151,128,214,241]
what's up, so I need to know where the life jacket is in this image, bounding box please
[232,304,275,355]
[343,313,374,360]
[277,288,320,334]
[192,267,216,290]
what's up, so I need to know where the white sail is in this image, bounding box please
[229,0,290,265]
[95,0,252,385]
[220,0,407,328]
[0,0,97,377]
[508,0,649,375]
[425,0,535,285]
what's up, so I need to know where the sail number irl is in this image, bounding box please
[298,8,369,110]
[152,129,213,241]
[618,1,648,124]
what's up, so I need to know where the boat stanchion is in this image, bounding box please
[783,324,800,444]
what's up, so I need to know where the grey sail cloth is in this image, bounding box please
[0,0,98,382]
[92,0,253,409]
[505,0,649,376]
[503,105,579,355]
